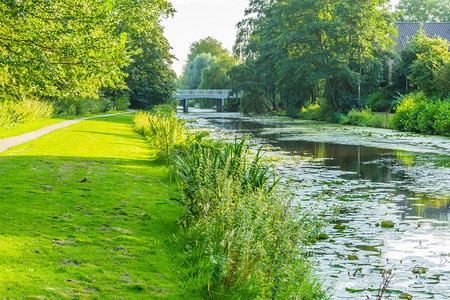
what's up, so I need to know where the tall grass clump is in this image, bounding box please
[133,105,187,161]
[0,97,53,128]
[341,108,391,128]
[175,140,327,299]
[392,93,449,136]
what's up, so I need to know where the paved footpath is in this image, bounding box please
[0,110,135,153]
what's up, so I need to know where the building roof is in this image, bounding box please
[395,22,450,48]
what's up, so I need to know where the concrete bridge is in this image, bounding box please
[173,89,240,112]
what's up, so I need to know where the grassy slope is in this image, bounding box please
[0,113,184,298]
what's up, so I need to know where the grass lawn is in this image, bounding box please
[0,113,184,298]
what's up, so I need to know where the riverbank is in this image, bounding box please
[0,113,184,298]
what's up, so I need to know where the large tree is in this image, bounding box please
[185,37,228,69]
[231,0,395,114]
[183,53,216,89]
[0,0,174,105]
[396,0,450,22]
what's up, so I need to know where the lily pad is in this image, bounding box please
[381,220,395,228]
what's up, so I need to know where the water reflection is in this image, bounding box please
[276,140,408,183]
[208,117,449,223]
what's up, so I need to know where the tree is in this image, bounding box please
[186,37,228,68]
[408,32,450,96]
[396,0,450,22]
[183,53,216,89]
[120,26,177,108]
[392,29,450,96]
[0,0,175,106]
[231,0,395,114]
[199,54,238,89]
[106,0,177,108]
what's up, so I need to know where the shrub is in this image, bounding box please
[175,139,279,220]
[365,90,393,112]
[0,97,53,128]
[299,100,340,123]
[434,100,450,136]
[343,108,391,128]
[113,95,131,111]
[52,96,114,117]
[392,93,449,136]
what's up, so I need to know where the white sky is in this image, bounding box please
[162,0,399,77]
[162,0,248,76]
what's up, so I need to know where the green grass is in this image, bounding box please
[0,113,184,298]
[0,111,129,139]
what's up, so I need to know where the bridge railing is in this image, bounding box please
[176,89,232,96]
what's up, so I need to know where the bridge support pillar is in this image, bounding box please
[183,98,188,113]
[217,98,225,112]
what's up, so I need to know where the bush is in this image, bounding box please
[113,95,131,111]
[434,100,450,136]
[392,93,449,136]
[52,96,114,117]
[0,97,53,128]
[299,100,341,123]
[365,90,394,112]
[342,108,391,128]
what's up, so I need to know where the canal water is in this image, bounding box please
[179,109,450,299]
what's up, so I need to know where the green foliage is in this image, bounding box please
[133,111,328,298]
[0,0,174,110]
[199,54,238,90]
[342,108,391,128]
[175,139,279,220]
[112,95,131,111]
[433,58,450,97]
[119,26,176,109]
[0,97,53,128]
[178,37,231,90]
[392,93,449,136]
[232,0,395,113]
[51,97,114,117]
[433,100,450,136]
[133,108,187,161]
[186,37,229,69]
[392,29,450,96]
[183,53,216,89]
[396,0,450,22]
[408,33,450,96]
[365,89,395,112]
[299,100,342,123]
